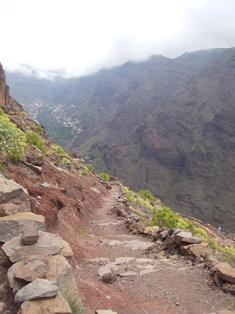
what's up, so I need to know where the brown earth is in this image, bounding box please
[2,124,235,314]
[59,184,235,314]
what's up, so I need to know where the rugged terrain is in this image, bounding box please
[7,47,235,231]
[2,63,235,313]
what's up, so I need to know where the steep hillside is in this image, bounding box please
[0,63,111,313]
[7,48,235,231]
[3,63,235,314]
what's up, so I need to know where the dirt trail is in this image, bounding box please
[75,185,235,314]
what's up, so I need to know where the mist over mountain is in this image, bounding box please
[7,47,235,231]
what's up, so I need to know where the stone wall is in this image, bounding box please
[0,174,83,313]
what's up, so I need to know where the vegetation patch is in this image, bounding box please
[26,130,46,152]
[152,206,235,262]
[0,111,26,162]
[50,144,72,167]
[79,163,94,176]
[99,171,110,182]
[123,187,158,211]
[0,162,5,173]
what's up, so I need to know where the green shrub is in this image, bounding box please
[0,111,26,162]
[50,144,72,167]
[51,144,67,158]
[207,238,235,262]
[0,163,5,173]
[152,207,182,228]
[19,111,28,118]
[138,189,156,202]
[192,227,209,240]
[34,124,44,134]
[99,171,110,182]
[123,186,154,211]
[26,131,45,152]
[86,164,94,172]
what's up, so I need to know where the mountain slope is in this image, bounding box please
[6,48,235,231]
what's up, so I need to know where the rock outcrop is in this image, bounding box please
[0,63,9,107]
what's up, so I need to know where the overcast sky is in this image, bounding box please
[1,0,235,77]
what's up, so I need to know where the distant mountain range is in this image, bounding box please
[6,47,235,231]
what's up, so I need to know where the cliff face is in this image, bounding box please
[0,63,9,107]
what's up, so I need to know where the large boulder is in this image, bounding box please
[15,279,58,303]
[0,174,31,214]
[8,260,49,292]
[2,231,73,263]
[18,293,71,314]
[216,262,235,284]
[45,255,83,313]
[174,231,202,245]
[0,212,45,243]
[180,243,212,260]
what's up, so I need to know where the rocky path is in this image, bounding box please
[76,185,235,314]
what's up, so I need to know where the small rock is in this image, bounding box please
[98,263,118,283]
[119,271,136,277]
[159,230,169,241]
[21,222,39,245]
[115,257,135,264]
[15,279,58,303]
[23,161,42,175]
[214,272,224,287]
[222,283,235,295]
[143,226,160,237]
[102,272,117,283]
[41,182,53,188]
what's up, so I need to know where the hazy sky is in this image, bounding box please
[1,0,235,77]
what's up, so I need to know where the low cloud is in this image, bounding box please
[2,0,235,78]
